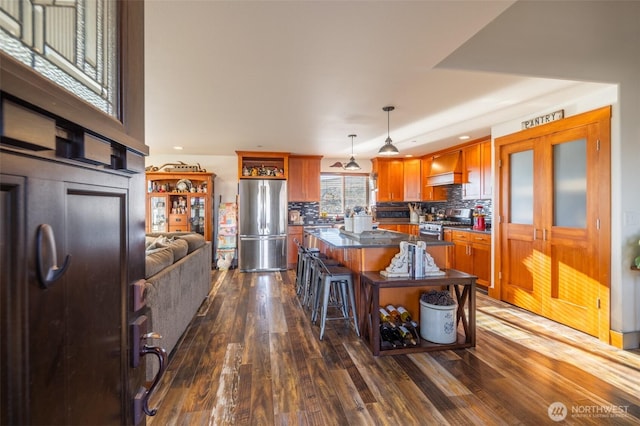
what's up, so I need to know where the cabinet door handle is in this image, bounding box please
[36,224,71,289]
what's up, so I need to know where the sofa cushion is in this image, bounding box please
[145,246,174,278]
[175,233,206,253]
[156,237,189,261]
[145,235,157,249]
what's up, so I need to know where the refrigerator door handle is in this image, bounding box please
[258,183,265,233]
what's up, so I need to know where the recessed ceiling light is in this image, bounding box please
[459,135,470,140]
[173,146,183,150]
[405,154,413,157]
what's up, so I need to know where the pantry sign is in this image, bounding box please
[522,109,564,129]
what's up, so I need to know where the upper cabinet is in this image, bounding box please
[462,137,492,200]
[403,158,422,201]
[372,158,404,202]
[236,151,289,179]
[288,155,322,201]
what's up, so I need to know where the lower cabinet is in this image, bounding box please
[287,225,304,269]
[450,230,491,288]
[378,223,419,236]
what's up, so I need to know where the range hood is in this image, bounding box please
[426,150,463,186]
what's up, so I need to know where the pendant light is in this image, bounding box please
[344,134,361,170]
[378,105,399,156]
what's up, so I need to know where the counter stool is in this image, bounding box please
[294,243,319,296]
[310,256,360,340]
[304,254,340,309]
[293,238,307,293]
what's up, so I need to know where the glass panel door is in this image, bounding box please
[150,196,167,233]
[190,196,206,236]
[553,138,587,228]
[509,149,534,225]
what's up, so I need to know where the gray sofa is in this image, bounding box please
[144,232,212,380]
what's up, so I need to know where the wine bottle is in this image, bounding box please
[398,306,418,327]
[385,304,402,324]
[379,307,397,328]
[379,323,398,348]
[398,325,417,346]
[397,306,413,322]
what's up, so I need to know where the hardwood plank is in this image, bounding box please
[329,369,377,425]
[269,332,305,415]
[249,378,275,426]
[305,357,350,425]
[210,342,243,424]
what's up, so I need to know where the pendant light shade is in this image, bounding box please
[344,134,361,170]
[378,105,399,156]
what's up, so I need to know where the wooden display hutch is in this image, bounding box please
[236,151,289,179]
[146,171,215,241]
[359,270,476,356]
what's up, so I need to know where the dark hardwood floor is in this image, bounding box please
[147,270,640,425]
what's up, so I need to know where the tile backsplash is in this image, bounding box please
[288,202,320,224]
[289,185,492,225]
[378,184,493,221]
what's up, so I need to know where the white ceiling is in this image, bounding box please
[144,1,614,160]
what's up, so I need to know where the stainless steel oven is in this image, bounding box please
[419,222,444,240]
[419,208,473,240]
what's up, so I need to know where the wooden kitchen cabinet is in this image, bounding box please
[420,157,447,201]
[403,158,421,201]
[396,224,420,236]
[288,155,322,201]
[377,224,398,232]
[372,158,404,202]
[462,137,492,200]
[236,151,289,179]
[450,230,491,288]
[287,225,304,269]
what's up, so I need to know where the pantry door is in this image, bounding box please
[496,106,611,340]
[498,139,543,314]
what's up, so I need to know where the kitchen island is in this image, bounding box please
[303,227,453,336]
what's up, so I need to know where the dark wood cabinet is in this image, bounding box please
[360,271,476,356]
[288,155,322,201]
[1,151,147,425]
[1,1,148,421]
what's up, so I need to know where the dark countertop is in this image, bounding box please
[304,227,453,249]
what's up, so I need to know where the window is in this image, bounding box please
[320,173,369,215]
[0,0,118,116]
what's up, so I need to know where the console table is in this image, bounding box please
[360,270,476,356]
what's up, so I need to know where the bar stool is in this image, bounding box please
[298,248,320,302]
[304,253,340,309]
[310,256,360,340]
[293,238,306,294]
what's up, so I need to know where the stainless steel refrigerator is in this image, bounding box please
[238,179,287,271]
